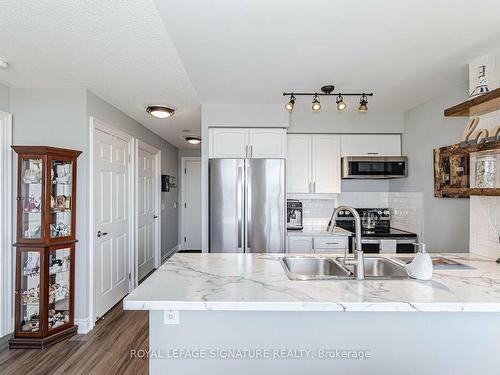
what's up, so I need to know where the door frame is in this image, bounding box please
[0,111,13,337]
[88,117,135,330]
[180,156,201,250]
[135,140,161,285]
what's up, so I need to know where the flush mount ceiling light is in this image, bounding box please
[185,136,201,145]
[285,94,295,112]
[358,94,369,112]
[283,85,373,113]
[311,94,321,112]
[336,94,347,111]
[146,105,175,119]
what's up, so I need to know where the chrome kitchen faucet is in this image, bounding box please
[326,206,365,280]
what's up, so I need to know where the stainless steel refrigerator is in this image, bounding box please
[209,158,285,253]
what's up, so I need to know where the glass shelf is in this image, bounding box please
[48,247,71,330]
[50,160,72,239]
[19,250,41,333]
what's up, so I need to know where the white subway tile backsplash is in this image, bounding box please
[298,191,423,239]
[470,196,500,258]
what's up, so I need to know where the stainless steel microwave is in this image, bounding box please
[341,156,408,179]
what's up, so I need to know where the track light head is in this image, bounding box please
[336,95,346,111]
[285,94,295,112]
[358,94,368,112]
[312,94,321,112]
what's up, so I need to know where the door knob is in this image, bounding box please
[153,215,158,219]
[97,231,108,237]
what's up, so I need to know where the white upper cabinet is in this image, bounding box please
[209,128,249,158]
[340,134,401,157]
[312,135,341,193]
[209,128,286,158]
[287,135,312,193]
[249,128,286,158]
[287,134,341,194]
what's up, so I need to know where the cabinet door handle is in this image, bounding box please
[245,145,248,158]
[313,181,316,192]
[250,145,253,158]
[325,242,340,245]
[97,231,108,237]
[153,215,158,219]
[309,181,312,192]
[367,152,379,155]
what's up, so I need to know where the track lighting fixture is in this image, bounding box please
[285,94,295,112]
[358,94,368,112]
[336,95,346,111]
[282,85,373,113]
[311,94,321,112]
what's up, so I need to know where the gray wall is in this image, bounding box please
[0,83,10,112]
[86,91,179,256]
[9,87,179,323]
[390,82,470,252]
[11,88,89,320]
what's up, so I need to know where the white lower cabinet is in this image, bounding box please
[287,236,313,253]
[313,236,347,254]
[287,235,348,254]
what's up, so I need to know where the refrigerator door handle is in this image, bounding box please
[237,165,243,249]
[246,163,252,250]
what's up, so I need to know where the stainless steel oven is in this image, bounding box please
[342,156,408,179]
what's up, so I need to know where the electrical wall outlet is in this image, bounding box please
[163,310,180,325]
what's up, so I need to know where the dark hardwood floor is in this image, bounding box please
[0,302,148,375]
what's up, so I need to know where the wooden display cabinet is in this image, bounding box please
[9,146,81,349]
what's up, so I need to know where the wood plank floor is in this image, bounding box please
[0,302,148,375]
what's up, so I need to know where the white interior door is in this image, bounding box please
[94,128,130,319]
[181,157,202,250]
[137,143,159,281]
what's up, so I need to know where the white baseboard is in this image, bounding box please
[162,245,179,264]
[75,318,92,334]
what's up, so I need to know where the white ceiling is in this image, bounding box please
[155,0,500,112]
[0,0,201,148]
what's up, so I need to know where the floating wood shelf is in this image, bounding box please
[444,87,500,117]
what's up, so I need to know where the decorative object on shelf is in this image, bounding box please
[470,65,490,98]
[24,195,41,213]
[283,84,374,113]
[10,145,81,349]
[54,163,71,184]
[475,156,496,188]
[22,160,42,184]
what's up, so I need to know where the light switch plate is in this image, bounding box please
[163,310,180,325]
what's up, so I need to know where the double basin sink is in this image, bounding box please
[280,256,409,280]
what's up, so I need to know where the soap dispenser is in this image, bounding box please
[405,243,433,280]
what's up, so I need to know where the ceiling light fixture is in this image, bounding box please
[283,85,373,113]
[336,95,346,111]
[185,136,201,145]
[312,94,321,112]
[358,94,369,112]
[285,94,295,112]
[146,105,175,119]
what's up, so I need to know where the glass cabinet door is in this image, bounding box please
[21,158,43,240]
[19,250,41,333]
[48,247,71,330]
[50,160,73,238]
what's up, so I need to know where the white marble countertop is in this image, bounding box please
[123,253,500,312]
[287,226,352,237]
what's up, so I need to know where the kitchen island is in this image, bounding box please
[124,253,500,375]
